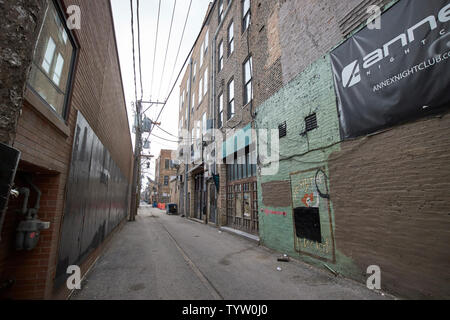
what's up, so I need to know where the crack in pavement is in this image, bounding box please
[151,214,224,300]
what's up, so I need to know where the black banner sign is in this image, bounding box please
[331,0,450,139]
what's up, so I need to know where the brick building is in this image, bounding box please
[155,149,177,204]
[254,0,450,299]
[208,0,267,236]
[0,0,133,299]
[173,0,450,299]
[177,3,217,224]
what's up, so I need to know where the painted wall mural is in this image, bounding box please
[290,167,335,263]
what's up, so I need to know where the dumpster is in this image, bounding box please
[166,203,178,215]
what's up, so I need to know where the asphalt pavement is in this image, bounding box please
[72,206,392,300]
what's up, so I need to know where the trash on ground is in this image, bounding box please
[277,255,290,262]
[277,267,282,271]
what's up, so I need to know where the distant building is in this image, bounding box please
[155,149,177,204]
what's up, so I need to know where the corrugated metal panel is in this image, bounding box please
[54,111,129,288]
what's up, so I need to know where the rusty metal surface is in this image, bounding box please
[54,112,130,288]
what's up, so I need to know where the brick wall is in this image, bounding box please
[254,0,450,299]
[328,115,450,299]
[0,0,133,299]
[156,149,177,203]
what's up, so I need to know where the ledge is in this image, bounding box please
[24,88,71,138]
[220,226,260,244]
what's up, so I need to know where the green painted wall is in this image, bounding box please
[256,55,359,273]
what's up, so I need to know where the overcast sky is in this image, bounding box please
[111,0,212,182]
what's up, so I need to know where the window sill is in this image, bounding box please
[24,88,70,137]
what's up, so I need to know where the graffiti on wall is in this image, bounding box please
[290,167,335,262]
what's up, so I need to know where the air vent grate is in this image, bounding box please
[305,113,317,132]
[278,121,287,138]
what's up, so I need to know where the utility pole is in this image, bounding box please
[130,100,142,221]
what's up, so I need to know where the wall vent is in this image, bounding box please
[305,113,317,132]
[278,121,287,138]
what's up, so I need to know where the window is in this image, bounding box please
[193,61,197,81]
[164,176,169,186]
[218,93,224,128]
[27,0,75,118]
[200,42,204,66]
[185,100,188,123]
[203,68,208,96]
[219,0,224,23]
[179,93,183,112]
[204,29,209,53]
[202,113,207,134]
[243,56,253,105]
[218,41,224,72]
[242,0,251,31]
[165,159,170,169]
[228,79,235,120]
[228,22,234,56]
[199,77,203,102]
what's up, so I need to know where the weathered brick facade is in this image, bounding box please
[155,149,177,204]
[0,0,133,299]
[254,0,450,299]
[177,4,216,223]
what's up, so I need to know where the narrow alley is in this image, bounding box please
[72,207,389,300]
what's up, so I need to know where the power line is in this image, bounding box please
[150,0,162,99]
[145,132,179,143]
[154,124,179,138]
[130,0,138,104]
[165,0,192,99]
[143,0,209,149]
[157,0,177,99]
[137,0,143,100]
